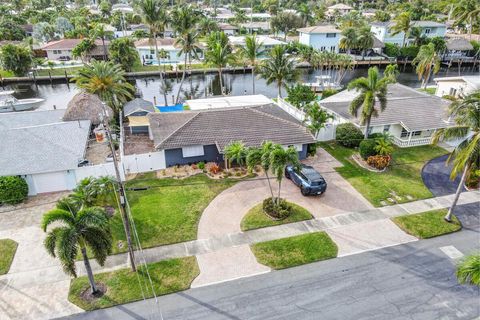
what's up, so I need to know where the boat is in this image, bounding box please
[304,76,343,92]
[0,91,45,113]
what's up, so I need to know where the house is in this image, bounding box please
[298,25,341,53]
[41,39,110,61]
[433,76,480,98]
[229,35,286,56]
[240,21,271,33]
[319,83,453,147]
[147,104,316,167]
[444,37,475,61]
[371,21,447,46]
[327,3,353,16]
[134,38,204,65]
[185,94,274,110]
[218,23,238,36]
[124,98,155,134]
[0,109,90,195]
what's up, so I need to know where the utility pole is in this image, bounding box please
[100,103,136,272]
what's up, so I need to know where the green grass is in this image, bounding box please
[392,209,462,239]
[108,173,237,254]
[320,142,447,207]
[418,87,436,95]
[0,69,14,78]
[251,232,338,269]
[241,202,313,231]
[36,67,82,76]
[69,256,199,310]
[0,239,18,275]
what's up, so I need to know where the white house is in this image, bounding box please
[298,25,341,53]
[240,21,271,33]
[218,23,238,36]
[42,38,109,61]
[434,76,480,98]
[371,21,447,46]
[327,3,353,16]
[134,38,204,65]
[229,35,286,57]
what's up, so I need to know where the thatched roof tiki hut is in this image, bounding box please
[63,92,113,126]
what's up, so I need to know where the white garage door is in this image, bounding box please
[33,171,68,193]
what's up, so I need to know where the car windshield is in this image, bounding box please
[310,179,325,186]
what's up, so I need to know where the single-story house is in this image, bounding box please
[218,23,238,36]
[319,83,454,147]
[298,25,342,53]
[434,76,480,98]
[147,103,316,167]
[229,35,286,57]
[124,98,155,134]
[185,94,273,110]
[134,38,204,65]
[0,109,90,195]
[41,38,109,61]
[371,21,447,46]
[240,21,271,33]
[327,3,353,16]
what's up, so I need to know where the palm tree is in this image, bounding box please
[224,141,247,169]
[384,64,399,83]
[246,145,275,199]
[433,90,480,222]
[175,32,200,104]
[412,43,441,90]
[347,67,389,139]
[198,17,218,36]
[205,42,232,95]
[452,0,480,41]
[238,34,264,94]
[90,23,111,60]
[297,3,313,27]
[456,254,480,286]
[390,12,411,47]
[42,196,112,294]
[357,27,375,58]
[339,27,357,55]
[410,26,427,46]
[374,136,394,156]
[270,145,300,205]
[73,176,114,207]
[259,45,298,98]
[139,0,168,105]
[304,102,333,138]
[72,61,135,113]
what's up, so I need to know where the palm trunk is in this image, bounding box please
[264,171,275,199]
[102,37,107,61]
[423,66,432,90]
[251,67,255,94]
[153,34,168,106]
[81,247,97,294]
[277,180,281,205]
[176,54,188,104]
[402,34,406,48]
[445,164,469,222]
[219,68,224,95]
[364,117,371,139]
[278,80,282,98]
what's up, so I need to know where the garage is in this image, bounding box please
[32,171,69,194]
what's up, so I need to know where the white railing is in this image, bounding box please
[276,97,306,122]
[392,136,433,148]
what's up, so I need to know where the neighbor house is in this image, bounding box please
[41,38,110,61]
[326,3,353,16]
[298,25,341,53]
[240,21,271,33]
[229,35,286,57]
[124,98,155,134]
[444,37,475,61]
[218,23,238,36]
[371,21,447,46]
[147,103,316,167]
[0,109,90,195]
[319,83,454,147]
[134,38,204,65]
[434,76,480,98]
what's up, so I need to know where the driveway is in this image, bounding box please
[422,155,479,229]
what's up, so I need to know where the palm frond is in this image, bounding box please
[41,209,75,231]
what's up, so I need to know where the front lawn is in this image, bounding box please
[392,209,462,239]
[251,232,338,269]
[109,173,237,253]
[241,202,313,231]
[320,142,447,207]
[0,239,18,275]
[69,256,199,310]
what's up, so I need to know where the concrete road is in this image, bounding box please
[60,205,480,320]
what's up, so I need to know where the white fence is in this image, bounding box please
[122,151,166,174]
[75,163,125,182]
[392,136,433,148]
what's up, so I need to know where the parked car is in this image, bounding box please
[285,164,327,196]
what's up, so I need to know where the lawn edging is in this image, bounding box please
[392,209,462,239]
[251,232,338,270]
[0,239,18,275]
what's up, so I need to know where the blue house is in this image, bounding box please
[371,21,447,46]
[298,25,342,53]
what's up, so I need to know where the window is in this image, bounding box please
[424,28,431,34]
[53,50,62,54]
[182,145,204,158]
[326,33,337,38]
[320,46,326,51]
[330,46,336,52]
[383,125,390,133]
[150,49,155,54]
[401,128,409,138]
[413,131,422,136]
[285,144,303,152]
[449,88,457,96]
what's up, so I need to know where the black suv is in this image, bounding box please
[285,164,327,196]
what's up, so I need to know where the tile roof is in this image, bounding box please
[124,98,155,116]
[297,25,341,34]
[134,38,177,48]
[371,20,446,28]
[148,104,315,152]
[0,109,66,130]
[42,39,109,50]
[320,83,452,131]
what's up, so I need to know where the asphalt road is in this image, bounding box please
[59,210,480,320]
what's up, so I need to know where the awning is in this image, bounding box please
[128,116,150,127]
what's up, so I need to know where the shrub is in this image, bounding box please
[286,83,317,110]
[321,88,338,99]
[359,139,378,160]
[206,162,220,174]
[366,155,391,170]
[197,161,205,170]
[336,123,363,148]
[384,43,400,57]
[400,45,420,59]
[307,143,318,157]
[0,176,28,205]
[262,197,292,219]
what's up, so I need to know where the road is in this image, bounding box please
[59,204,480,320]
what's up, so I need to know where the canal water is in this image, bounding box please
[2,66,478,110]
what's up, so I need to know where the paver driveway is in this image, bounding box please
[192,148,374,287]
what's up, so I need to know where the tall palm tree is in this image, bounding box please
[270,145,300,204]
[198,17,219,36]
[297,3,313,27]
[90,23,111,60]
[347,66,389,139]
[139,0,168,105]
[246,145,275,199]
[205,42,232,95]
[390,12,411,47]
[339,27,357,55]
[238,34,264,94]
[412,42,441,90]
[42,196,112,294]
[452,0,480,41]
[72,61,135,113]
[357,27,375,58]
[224,141,247,169]
[175,32,200,104]
[304,102,333,138]
[433,90,480,222]
[384,64,399,83]
[259,45,298,98]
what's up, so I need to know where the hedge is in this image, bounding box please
[336,123,363,148]
[359,139,378,160]
[0,176,28,205]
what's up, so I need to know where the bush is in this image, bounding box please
[400,45,420,59]
[336,123,363,148]
[321,88,338,99]
[384,43,401,57]
[0,176,28,205]
[359,139,378,160]
[366,155,391,170]
[206,162,220,174]
[263,197,292,219]
[307,143,318,157]
[197,161,205,170]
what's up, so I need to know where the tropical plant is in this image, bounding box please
[270,11,303,41]
[390,12,411,47]
[357,27,375,58]
[456,254,480,286]
[42,196,112,294]
[198,17,219,36]
[286,83,316,110]
[412,42,441,89]
[410,27,427,47]
[339,27,357,55]
[336,123,363,148]
[259,45,298,98]
[0,44,32,76]
[175,32,200,103]
[90,23,113,60]
[109,38,140,72]
[297,3,314,27]
[384,64,399,83]
[72,176,115,207]
[246,146,275,199]
[452,0,480,41]
[433,90,480,222]
[304,102,333,138]
[375,136,394,156]
[238,34,264,94]
[72,61,135,113]
[347,67,389,139]
[205,41,232,95]
[224,141,247,169]
[72,38,95,63]
[269,145,300,205]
